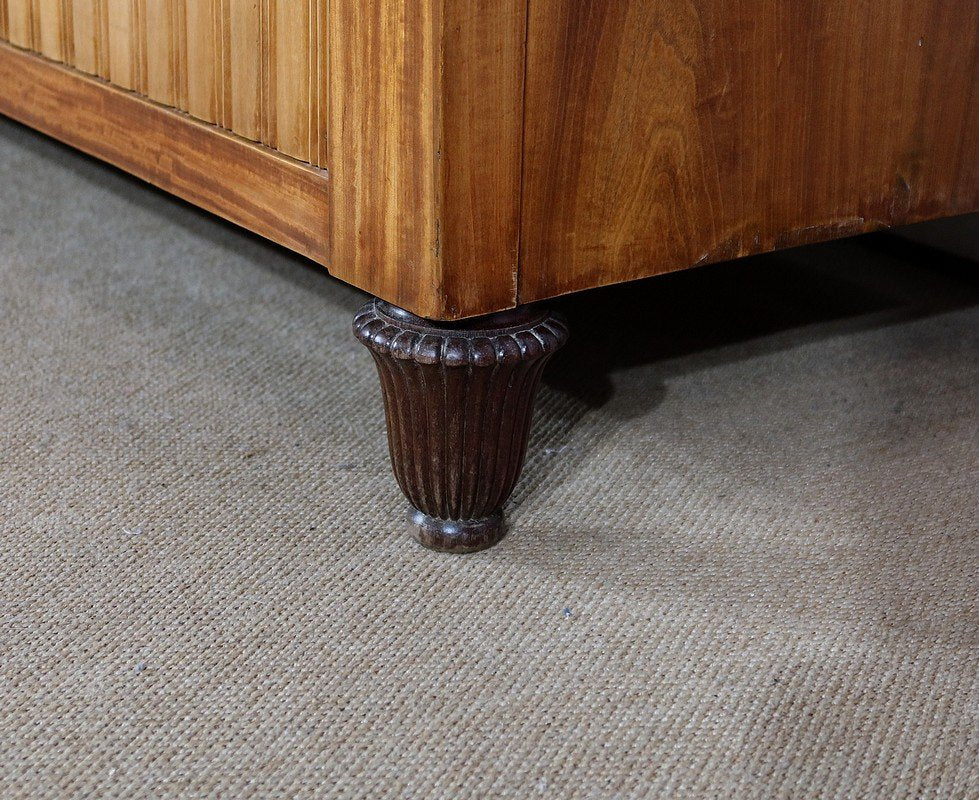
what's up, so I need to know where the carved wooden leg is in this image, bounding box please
[353,300,569,553]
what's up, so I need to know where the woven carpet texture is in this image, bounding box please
[0,119,977,799]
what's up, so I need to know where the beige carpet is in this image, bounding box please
[1,118,977,799]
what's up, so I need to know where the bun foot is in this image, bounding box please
[354,299,568,553]
[409,509,505,553]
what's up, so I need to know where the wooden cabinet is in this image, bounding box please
[2,1,976,320]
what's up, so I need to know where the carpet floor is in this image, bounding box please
[0,118,977,799]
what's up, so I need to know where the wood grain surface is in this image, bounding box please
[0,41,331,265]
[437,0,528,317]
[326,0,440,316]
[519,0,979,303]
[327,0,527,318]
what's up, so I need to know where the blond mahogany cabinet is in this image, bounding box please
[2,2,977,551]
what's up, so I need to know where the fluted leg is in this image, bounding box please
[353,300,569,553]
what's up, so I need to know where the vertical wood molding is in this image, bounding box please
[143,0,173,105]
[27,0,39,50]
[70,1,95,73]
[315,0,328,166]
[273,0,311,161]
[35,0,63,59]
[172,0,187,109]
[59,0,72,63]
[229,0,260,140]
[7,0,31,48]
[214,0,230,129]
[133,0,146,94]
[259,0,276,148]
[95,0,109,77]
[306,0,316,163]
[105,0,133,88]
[184,0,215,122]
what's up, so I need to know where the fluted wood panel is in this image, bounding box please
[0,41,331,262]
[0,0,531,320]
[0,0,327,165]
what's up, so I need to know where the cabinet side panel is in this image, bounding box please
[519,0,979,302]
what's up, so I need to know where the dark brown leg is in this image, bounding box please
[353,300,569,553]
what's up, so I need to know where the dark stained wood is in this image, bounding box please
[353,300,569,552]
[518,0,979,303]
[0,41,332,265]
